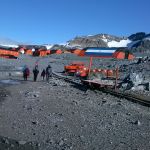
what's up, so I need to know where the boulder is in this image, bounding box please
[130,73,143,86]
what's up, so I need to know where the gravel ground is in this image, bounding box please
[0,55,150,150]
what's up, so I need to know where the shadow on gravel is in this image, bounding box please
[0,79,21,85]
[0,136,38,150]
[71,84,88,92]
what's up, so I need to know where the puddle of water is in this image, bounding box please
[0,79,20,85]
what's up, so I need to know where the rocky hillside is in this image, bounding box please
[128,32,150,41]
[67,34,127,48]
[128,32,150,54]
[0,32,150,54]
[66,32,150,54]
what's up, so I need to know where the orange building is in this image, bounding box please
[113,48,134,60]
[0,49,19,59]
[56,49,62,54]
[25,49,33,55]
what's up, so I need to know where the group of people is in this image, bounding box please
[22,64,52,82]
[41,65,52,81]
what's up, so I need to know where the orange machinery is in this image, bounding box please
[64,61,118,78]
[64,62,88,76]
[76,68,118,78]
[91,69,116,78]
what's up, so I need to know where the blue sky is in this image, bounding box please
[0,0,149,44]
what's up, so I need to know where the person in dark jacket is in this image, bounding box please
[41,69,46,80]
[33,66,39,82]
[46,65,52,82]
[23,66,30,81]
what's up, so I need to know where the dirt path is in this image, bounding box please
[0,77,150,150]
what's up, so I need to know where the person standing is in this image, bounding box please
[23,66,30,81]
[46,65,52,82]
[33,66,39,82]
[41,69,46,80]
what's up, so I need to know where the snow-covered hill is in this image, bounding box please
[0,37,19,48]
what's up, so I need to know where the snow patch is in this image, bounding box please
[102,39,108,42]
[0,44,19,48]
[43,45,53,50]
[108,39,131,47]
[102,34,106,39]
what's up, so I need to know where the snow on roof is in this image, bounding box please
[108,39,131,47]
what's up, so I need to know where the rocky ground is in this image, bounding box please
[0,54,150,150]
